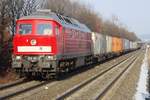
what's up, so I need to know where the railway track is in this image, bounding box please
[56,52,142,100]
[0,79,53,100]
[94,56,141,100]
[0,78,26,90]
[10,50,139,100]
[0,50,140,100]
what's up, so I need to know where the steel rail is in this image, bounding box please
[0,78,26,90]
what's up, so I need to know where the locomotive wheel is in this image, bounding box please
[25,73,32,79]
[45,73,51,80]
[52,72,61,80]
[41,73,46,80]
[19,73,25,78]
[65,67,70,73]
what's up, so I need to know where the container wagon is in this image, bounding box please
[112,37,123,55]
[123,39,130,53]
[92,32,107,62]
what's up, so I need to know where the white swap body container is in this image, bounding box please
[106,35,112,53]
[92,32,107,55]
[123,39,130,50]
[129,41,133,49]
[133,42,137,49]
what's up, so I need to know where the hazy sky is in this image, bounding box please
[79,0,150,41]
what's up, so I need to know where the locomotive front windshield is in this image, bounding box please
[17,21,53,35]
[19,24,32,34]
[37,24,52,35]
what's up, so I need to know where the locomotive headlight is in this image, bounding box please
[16,56,21,60]
[30,39,37,45]
[46,56,53,60]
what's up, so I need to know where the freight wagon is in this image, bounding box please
[112,36,123,54]
[92,32,106,62]
[123,39,130,53]
[91,33,138,63]
[12,10,140,79]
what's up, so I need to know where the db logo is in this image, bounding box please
[30,39,37,45]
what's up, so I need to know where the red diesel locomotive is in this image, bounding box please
[12,10,93,79]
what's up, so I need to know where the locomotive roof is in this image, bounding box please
[19,11,91,33]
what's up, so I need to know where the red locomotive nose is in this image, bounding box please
[13,19,57,55]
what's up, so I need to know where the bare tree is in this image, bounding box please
[45,0,102,32]
[45,0,68,15]
[30,0,139,41]
[8,0,41,36]
[0,0,11,44]
[0,0,43,66]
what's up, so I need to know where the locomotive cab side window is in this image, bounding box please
[19,24,32,34]
[37,24,52,35]
[55,26,59,35]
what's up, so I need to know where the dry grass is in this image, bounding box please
[0,68,19,84]
[147,48,150,93]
